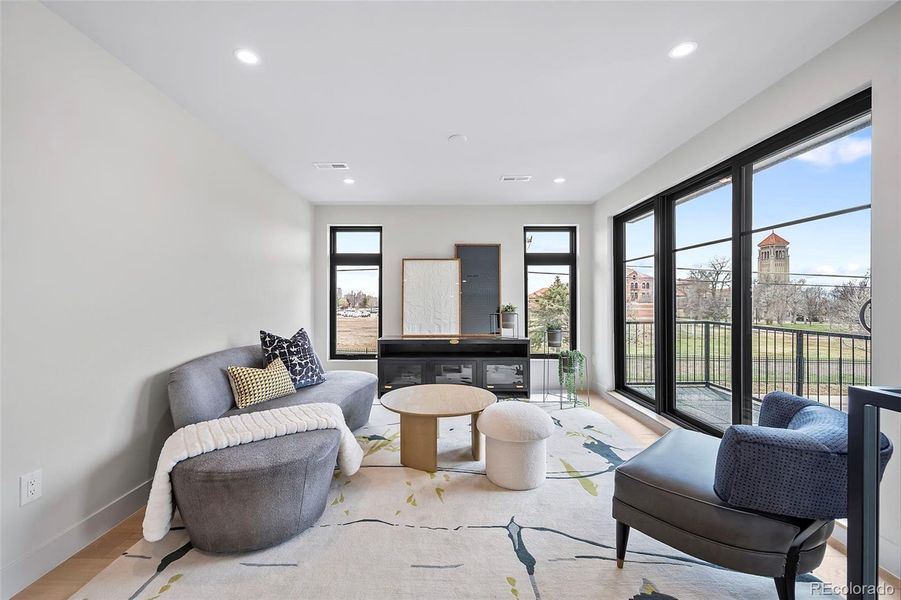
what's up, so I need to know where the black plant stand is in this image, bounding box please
[541,329,560,403]
[542,334,590,410]
[847,386,900,600]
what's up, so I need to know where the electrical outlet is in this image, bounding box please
[20,469,42,506]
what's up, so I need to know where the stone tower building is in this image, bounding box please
[757,231,790,283]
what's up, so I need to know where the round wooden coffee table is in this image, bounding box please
[381,384,497,472]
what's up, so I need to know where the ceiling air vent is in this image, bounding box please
[499,175,532,182]
[313,162,350,170]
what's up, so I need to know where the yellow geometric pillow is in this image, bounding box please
[227,359,296,409]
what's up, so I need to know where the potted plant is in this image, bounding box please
[499,304,517,330]
[546,320,563,347]
[558,349,585,399]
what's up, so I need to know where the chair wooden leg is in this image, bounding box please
[616,521,630,568]
[774,577,788,600]
[774,555,798,600]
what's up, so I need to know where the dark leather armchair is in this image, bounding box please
[612,392,893,600]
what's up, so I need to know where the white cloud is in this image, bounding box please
[814,264,837,275]
[796,135,871,167]
[808,263,869,285]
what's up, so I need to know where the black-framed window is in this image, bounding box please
[329,226,382,359]
[524,226,577,357]
[614,89,872,435]
[618,207,657,404]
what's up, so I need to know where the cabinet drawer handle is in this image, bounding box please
[486,385,495,389]
[384,385,393,389]
[515,385,524,389]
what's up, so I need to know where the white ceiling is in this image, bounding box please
[47,1,892,205]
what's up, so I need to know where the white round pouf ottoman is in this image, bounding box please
[477,402,555,490]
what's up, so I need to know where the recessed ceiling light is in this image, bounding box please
[234,48,260,65]
[553,177,566,184]
[448,134,468,143]
[343,178,355,185]
[668,41,698,59]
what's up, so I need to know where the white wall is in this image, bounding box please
[0,4,314,596]
[592,4,901,575]
[312,204,594,391]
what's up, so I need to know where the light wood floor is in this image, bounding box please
[15,394,899,599]
[14,507,146,600]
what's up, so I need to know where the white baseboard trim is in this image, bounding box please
[878,535,901,581]
[1,479,150,600]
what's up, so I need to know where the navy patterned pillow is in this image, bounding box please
[259,328,326,389]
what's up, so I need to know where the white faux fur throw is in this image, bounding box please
[143,403,364,542]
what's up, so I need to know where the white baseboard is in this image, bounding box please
[879,534,901,581]
[1,479,150,599]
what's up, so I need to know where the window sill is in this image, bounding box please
[603,389,682,436]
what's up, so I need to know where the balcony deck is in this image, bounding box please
[632,384,760,430]
[625,319,869,429]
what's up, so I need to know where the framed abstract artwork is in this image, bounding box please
[402,258,461,336]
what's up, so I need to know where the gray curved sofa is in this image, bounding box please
[169,345,374,430]
[166,345,376,552]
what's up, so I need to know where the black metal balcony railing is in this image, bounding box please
[624,320,871,412]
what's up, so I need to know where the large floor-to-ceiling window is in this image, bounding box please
[524,226,577,357]
[330,226,382,359]
[747,114,872,421]
[671,175,735,428]
[614,90,871,433]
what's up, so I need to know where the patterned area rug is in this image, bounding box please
[73,401,837,599]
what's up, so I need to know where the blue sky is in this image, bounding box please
[627,126,872,287]
[335,230,380,253]
[334,231,381,296]
[526,231,573,294]
[336,265,379,298]
[525,230,570,253]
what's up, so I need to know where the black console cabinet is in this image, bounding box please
[377,337,531,397]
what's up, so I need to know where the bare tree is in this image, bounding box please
[753,281,801,324]
[681,256,731,321]
[771,282,801,324]
[799,282,829,324]
[830,272,871,332]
